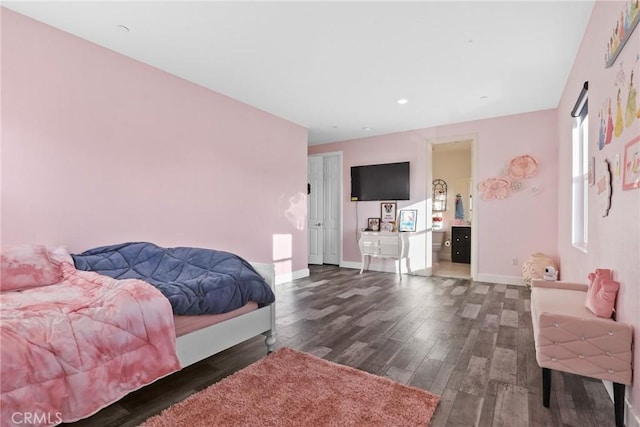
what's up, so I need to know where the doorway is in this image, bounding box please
[429,137,476,280]
[308,153,342,266]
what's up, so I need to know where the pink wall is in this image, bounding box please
[309,108,559,281]
[557,0,640,413]
[1,9,308,277]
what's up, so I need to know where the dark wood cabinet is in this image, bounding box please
[451,226,471,264]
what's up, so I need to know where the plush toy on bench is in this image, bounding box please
[543,265,558,281]
[530,269,633,427]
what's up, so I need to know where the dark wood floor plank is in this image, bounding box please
[459,355,490,397]
[358,336,403,373]
[496,323,518,350]
[410,356,443,390]
[583,377,618,427]
[472,330,498,359]
[489,347,518,384]
[447,390,484,426]
[430,361,457,395]
[430,388,457,427]
[491,383,528,427]
[527,389,560,427]
[61,265,616,427]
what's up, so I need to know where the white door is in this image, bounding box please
[308,156,324,265]
[322,155,340,265]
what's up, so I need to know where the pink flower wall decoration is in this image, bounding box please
[508,155,538,179]
[478,177,511,200]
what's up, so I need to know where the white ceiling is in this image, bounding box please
[3,1,595,145]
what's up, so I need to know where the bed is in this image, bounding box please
[174,260,275,367]
[0,244,276,426]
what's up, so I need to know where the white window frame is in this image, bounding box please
[571,83,588,252]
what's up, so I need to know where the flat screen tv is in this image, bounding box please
[351,161,410,201]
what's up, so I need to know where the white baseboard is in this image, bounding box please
[476,273,525,286]
[344,263,520,281]
[626,398,640,427]
[342,260,398,274]
[275,268,309,285]
[340,261,362,270]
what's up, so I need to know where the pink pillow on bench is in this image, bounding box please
[1,245,72,291]
[584,268,619,318]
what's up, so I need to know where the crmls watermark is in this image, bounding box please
[11,412,63,425]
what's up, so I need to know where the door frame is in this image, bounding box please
[427,134,478,281]
[307,151,343,266]
[307,155,325,265]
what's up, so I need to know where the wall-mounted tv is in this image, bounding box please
[351,161,410,201]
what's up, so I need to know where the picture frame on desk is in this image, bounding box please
[380,221,394,232]
[398,210,417,232]
[367,218,381,231]
[380,202,397,222]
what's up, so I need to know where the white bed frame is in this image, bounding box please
[175,262,276,367]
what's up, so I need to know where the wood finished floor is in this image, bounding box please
[64,265,616,427]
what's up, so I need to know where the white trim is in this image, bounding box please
[308,151,343,267]
[627,398,640,427]
[341,260,399,274]
[331,265,526,287]
[276,268,309,284]
[341,261,363,270]
[308,151,343,158]
[426,133,479,281]
[571,113,589,251]
[476,273,526,286]
[470,136,478,281]
[341,261,433,277]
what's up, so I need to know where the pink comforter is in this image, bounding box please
[0,262,181,426]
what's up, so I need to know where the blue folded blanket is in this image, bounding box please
[72,242,275,315]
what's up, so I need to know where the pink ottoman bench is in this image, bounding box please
[530,277,633,427]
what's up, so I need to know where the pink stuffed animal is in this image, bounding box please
[585,269,619,318]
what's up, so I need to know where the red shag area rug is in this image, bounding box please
[142,347,440,426]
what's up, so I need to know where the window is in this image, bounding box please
[571,82,588,251]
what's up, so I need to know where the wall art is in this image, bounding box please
[478,177,511,200]
[596,159,612,217]
[598,62,639,148]
[605,2,640,68]
[508,154,538,179]
[613,154,621,179]
[398,210,417,232]
[380,202,397,222]
[622,135,640,190]
[480,154,540,201]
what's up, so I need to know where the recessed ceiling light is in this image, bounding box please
[480,95,489,99]
[397,98,408,105]
[116,25,130,33]
[362,127,372,131]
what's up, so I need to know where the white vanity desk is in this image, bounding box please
[358,231,409,279]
